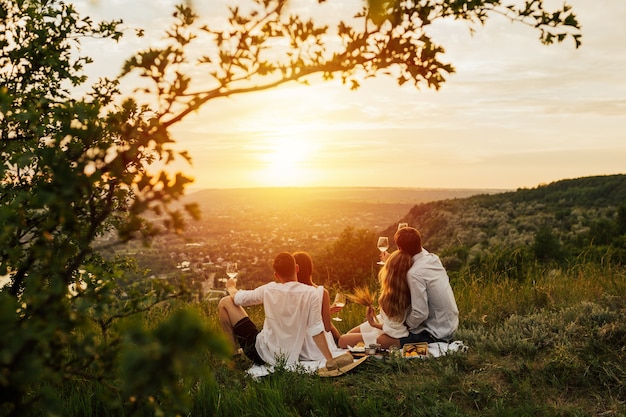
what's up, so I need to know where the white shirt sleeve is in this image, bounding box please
[233,285,265,306]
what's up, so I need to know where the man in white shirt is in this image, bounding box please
[394,227,459,345]
[218,252,335,366]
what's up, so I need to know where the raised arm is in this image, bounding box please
[322,288,342,342]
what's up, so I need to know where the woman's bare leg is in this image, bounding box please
[337,332,365,349]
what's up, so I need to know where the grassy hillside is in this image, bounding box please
[382,174,626,275]
[41,175,626,416]
[187,174,626,417]
[195,264,625,416]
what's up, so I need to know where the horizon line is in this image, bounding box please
[185,185,514,192]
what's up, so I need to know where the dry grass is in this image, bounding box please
[347,286,377,307]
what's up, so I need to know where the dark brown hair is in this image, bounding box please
[273,252,297,279]
[293,251,314,286]
[394,227,422,256]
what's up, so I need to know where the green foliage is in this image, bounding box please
[467,246,535,282]
[118,0,581,124]
[118,308,229,416]
[380,175,626,276]
[314,226,378,290]
[1,1,208,414]
[531,227,564,262]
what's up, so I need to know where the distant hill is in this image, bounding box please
[183,186,508,211]
[382,174,626,268]
[180,187,508,234]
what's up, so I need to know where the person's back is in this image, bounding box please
[236,280,323,364]
[406,249,458,340]
[219,252,336,368]
[394,227,459,344]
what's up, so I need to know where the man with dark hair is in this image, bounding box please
[392,227,459,345]
[218,252,335,366]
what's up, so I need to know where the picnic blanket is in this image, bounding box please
[246,340,467,379]
[428,340,468,358]
[247,358,334,379]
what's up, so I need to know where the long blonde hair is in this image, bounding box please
[378,250,412,320]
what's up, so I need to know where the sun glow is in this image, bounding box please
[257,125,319,187]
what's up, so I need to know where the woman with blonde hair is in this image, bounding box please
[338,250,413,349]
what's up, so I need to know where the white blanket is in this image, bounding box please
[247,358,328,379]
[246,341,467,379]
[428,340,468,358]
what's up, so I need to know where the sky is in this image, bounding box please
[74,0,626,191]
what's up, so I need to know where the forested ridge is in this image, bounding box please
[485,174,626,206]
[382,174,626,276]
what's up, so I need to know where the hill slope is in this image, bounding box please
[383,174,626,269]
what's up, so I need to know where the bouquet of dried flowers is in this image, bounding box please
[347,286,377,307]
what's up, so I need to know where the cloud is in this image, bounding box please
[72,0,626,189]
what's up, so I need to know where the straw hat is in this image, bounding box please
[318,352,368,377]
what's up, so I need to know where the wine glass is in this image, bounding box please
[331,293,346,321]
[377,236,389,265]
[397,222,409,230]
[226,262,238,282]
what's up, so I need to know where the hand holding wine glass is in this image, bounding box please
[226,262,238,284]
[331,293,346,321]
[377,236,389,265]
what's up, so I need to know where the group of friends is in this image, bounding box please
[217,226,459,370]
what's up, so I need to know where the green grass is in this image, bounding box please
[194,264,626,417]
[50,263,626,416]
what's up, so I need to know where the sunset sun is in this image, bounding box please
[257,126,319,187]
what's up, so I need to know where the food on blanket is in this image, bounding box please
[349,341,366,354]
[403,342,428,358]
[347,287,376,307]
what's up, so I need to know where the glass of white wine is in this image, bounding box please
[377,236,389,265]
[397,222,409,230]
[331,293,346,321]
[226,262,238,283]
